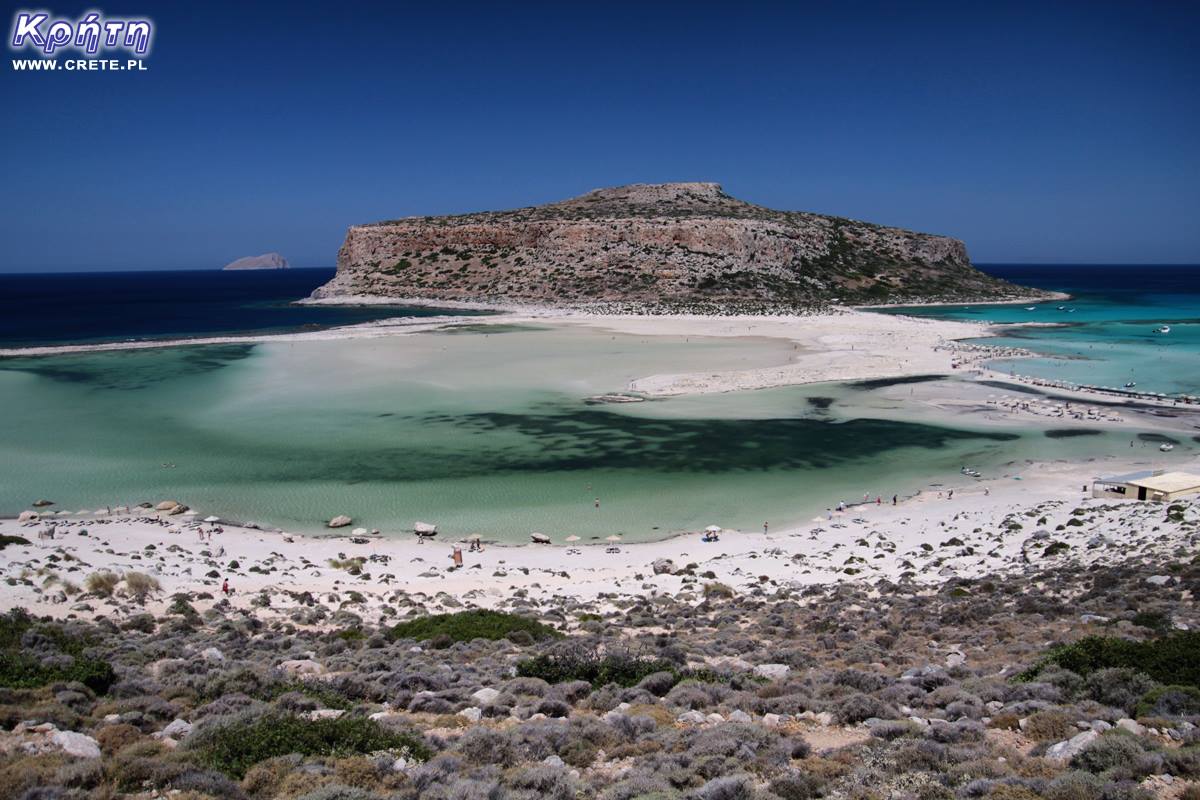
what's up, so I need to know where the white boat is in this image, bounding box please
[1124,381,1136,388]
[1025,306,1037,311]
[1057,306,1066,310]
[1155,325,1171,334]
[1160,443,1174,452]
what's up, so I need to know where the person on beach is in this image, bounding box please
[826,508,833,520]
[594,497,600,509]
[892,494,897,505]
[449,547,463,569]
[221,579,229,595]
[876,496,881,505]
[948,489,954,500]
[763,522,769,534]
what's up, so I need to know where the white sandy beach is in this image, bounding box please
[3,454,1196,626]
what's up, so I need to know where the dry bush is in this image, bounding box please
[1022,710,1075,742]
[85,570,120,597]
[96,722,143,755]
[123,571,162,601]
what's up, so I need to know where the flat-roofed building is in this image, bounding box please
[1093,470,1200,502]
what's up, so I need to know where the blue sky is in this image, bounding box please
[2,0,1197,271]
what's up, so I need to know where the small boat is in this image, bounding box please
[1155,325,1171,334]
[1124,381,1137,388]
[1160,443,1174,452]
[1057,306,1066,311]
[1025,306,1037,311]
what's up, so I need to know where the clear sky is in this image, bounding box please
[2,0,1197,272]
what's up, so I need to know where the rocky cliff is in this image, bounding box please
[312,183,1036,309]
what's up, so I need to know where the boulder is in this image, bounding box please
[51,731,101,759]
[18,510,39,522]
[161,719,193,739]
[458,707,482,722]
[328,515,353,529]
[201,647,225,663]
[753,663,790,681]
[728,710,752,723]
[472,687,501,706]
[1045,729,1099,763]
[1116,718,1146,736]
[280,659,326,676]
[677,710,707,724]
[652,558,676,575]
[155,500,180,511]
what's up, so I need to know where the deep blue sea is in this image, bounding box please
[0,268,480,347]
[887,264,1200,396]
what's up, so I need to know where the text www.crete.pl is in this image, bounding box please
[12,58,146,71]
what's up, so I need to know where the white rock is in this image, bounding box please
[51,731,101,759]
[1146,575,1171,586]
[762,713,782,728]
[728,710,752,723]
[945,652,965,668]
[543,754,565,767]
[161,719,192,738]
[652,558,676,575]
[472,688,501,706]
[279,659,325,676]
[201,647,224,662]
[1116,718,1146,736]
[705,713,725,724]
[753,663,790,681]
[677,710,707,724]
[303,709,345,721]
[1045,729,1099,763]
[327,515,353,529]
[458,707,482,722]
[391,757,409,772]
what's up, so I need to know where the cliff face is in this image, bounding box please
[312,183,1032,308]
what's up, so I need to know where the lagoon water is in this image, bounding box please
[885,264,1200,396]
[0,264,1192,542]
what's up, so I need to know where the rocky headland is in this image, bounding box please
[311,183,1044,311]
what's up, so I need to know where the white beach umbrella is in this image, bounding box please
[203,515,220,523]
[564,535,581,542]
[351,527,368,536]
[704,525,722,533]
[605,535,622,542]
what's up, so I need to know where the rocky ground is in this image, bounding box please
[1,497,1199,800]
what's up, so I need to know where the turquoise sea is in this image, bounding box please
[883,265,1200,397]
[0,265,1194,542]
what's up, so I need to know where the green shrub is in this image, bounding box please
[0,609,116,694]
[0,650,116,694]
[516,647,736,690]
[186,711,429,778]
[0,534,31,550]
[386,610,560,644]
[1137,684,1200,717]
[1020,632,1200,688]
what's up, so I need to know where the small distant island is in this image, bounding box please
[223,252,289,271]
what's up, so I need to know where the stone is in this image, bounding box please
[543,755,565,768]
[201,647,224,662]
[762,713,782,728]
[753,663,790,681]
[303,709,345,721]
[705,713,725,724]
[280,659,326,676]
[472,687,501,706]
[1116,718,1146,736]
[1045,729,1099,763]
[161,719,192,738]
[728,710,752,723]
[458,707,482,722]
[327,515,353,529]
[677,710,707,724]
[51,731,101,759]
[1146,575,1171,586]
[652,558,676,575]
[945,652,965,668]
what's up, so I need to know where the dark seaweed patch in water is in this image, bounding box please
[0,344,255,390]
[217,410,1020,483]
[851,374,946,390]
[806,397,834,410]
[1044,429,1101,438]
[1137,432,1180,444]
[977,380,1047,397]
[432,323,544,335]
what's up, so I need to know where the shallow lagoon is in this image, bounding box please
[0,325,1135,542]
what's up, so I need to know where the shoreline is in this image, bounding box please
[3,453,1195,624]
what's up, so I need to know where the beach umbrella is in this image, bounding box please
[704,525,722,533]
[564,535,581,542]
[203,515,220,523]
[605,535,622,542]
[414,521,437,534]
